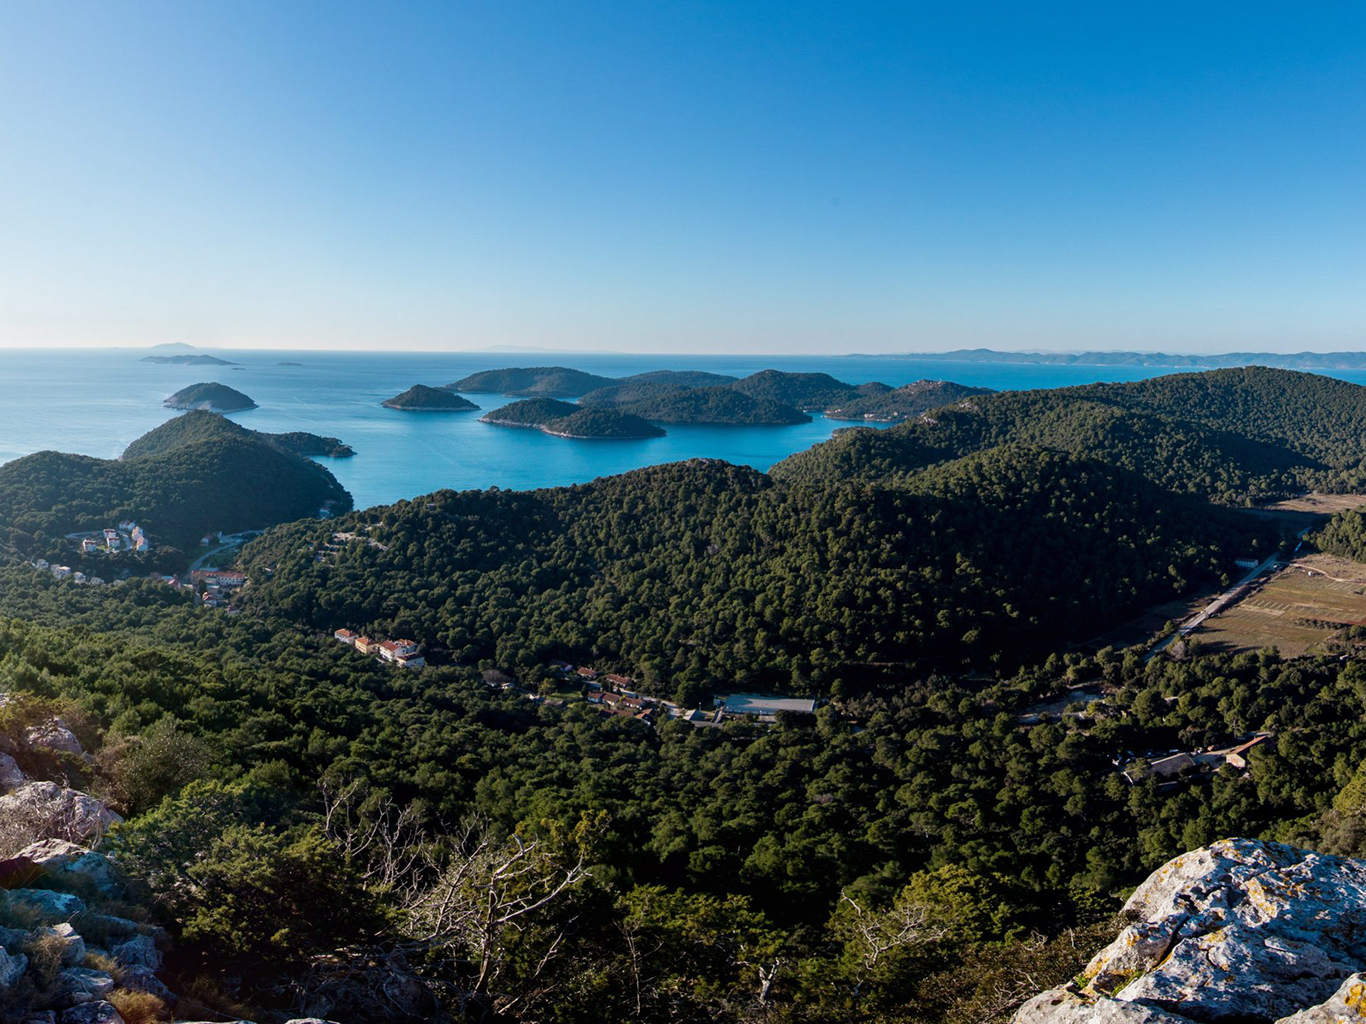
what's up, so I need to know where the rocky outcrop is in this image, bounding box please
[1014,838,1366,1024]
[0,781,123,847]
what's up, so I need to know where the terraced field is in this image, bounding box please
[1193,553,1366,656]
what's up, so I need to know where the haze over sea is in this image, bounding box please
[10,348,1364,513]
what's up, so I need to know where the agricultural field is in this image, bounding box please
[1192,553,1366,656]
[1265,493,1366,515]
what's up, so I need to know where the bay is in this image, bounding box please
[4,348,1357,512]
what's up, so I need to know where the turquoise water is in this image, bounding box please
[6,349,1360,512]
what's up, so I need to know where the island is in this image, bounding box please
[480,398,666,438]
[124,410,354,459]
[277,361,303,367]
[141,354,237,366]
[620,386,809,425]
[382,385,480,411]
[164,382,257,412]
[447,366,617,397]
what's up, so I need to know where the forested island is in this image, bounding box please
[10,366,1366,1022]
[454,365,993,424]
[124,408,354,459]
[481,397,666,438]
[382,384,480,411]
[163,381,257,412]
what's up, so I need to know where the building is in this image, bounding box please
[377,639,419,662]
[80,538,99,554]
[604,673,635,689]
[576,667,599,681]
[354,636,375,655]
[717,694,818,717]
[192,569,247,588]
[1234,558,1260,570]
[1122,752,1198,785]
[51,566,71,579]
[334,628,357,645]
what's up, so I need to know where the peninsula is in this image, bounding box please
[382,385,480,411]
[163,381,257,412]
[480,397,666,438]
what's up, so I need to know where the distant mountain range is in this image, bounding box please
[880,349,1366,369]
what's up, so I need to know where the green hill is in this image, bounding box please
[122,410,354,459]
[163,381,257,412]
[728,369,870,409]
[824,379,995,421]
[579,370,739,406]
[0,429,352,557]
[621,386,809,425]
[482,398,664,438]
[382,385,480,411]
[772,367,1359,504]
[240,449,1267,689]
[447,366,617,397]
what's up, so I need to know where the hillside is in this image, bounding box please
[0,430,351,556]
[482,398,665,438]
[579,370,739,406]
[121,409,354,459]
[163,381,256,412]
[620,386,810,425]
[772,367,1359,504]
[447,366,616,397]
[825,379,996,421]
[240,448,1269,691]
[728,369,872,409]
[382,384,480,411]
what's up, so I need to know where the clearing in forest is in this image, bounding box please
[1191,553,1366,656]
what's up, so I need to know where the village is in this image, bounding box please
[69,519,151,556]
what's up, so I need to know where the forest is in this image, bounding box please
[1,563,1364,1022]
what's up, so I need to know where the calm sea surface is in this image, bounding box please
[6,349,1361,512]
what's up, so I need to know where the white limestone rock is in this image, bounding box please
[1277,974,1366,1022]
[1013,839,1366,1024]
[109,933,161,970]
[3,888,87,921]
[24,720,84,757]
[54,966,114,1006]
[0,752,26,792]
[0,945,29,988]
[16,839,120,895]
[58,1003,123,1024]
[0,782,122,845]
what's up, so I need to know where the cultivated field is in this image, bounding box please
[1192,553,1366,656]
[1265,493,1366,515]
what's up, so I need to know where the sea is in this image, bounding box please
[7,348,1363,513]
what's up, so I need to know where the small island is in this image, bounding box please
[164,382,258,413]
[141,354,237,365]
[447,366,617,397]
[277,361,303,367]
[481,398,666,439]
[382,385,480,411]
[124,410,353,459]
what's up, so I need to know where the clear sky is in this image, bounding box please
[1,2,1363,354]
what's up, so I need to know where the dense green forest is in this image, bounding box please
[619,386,810,425]
[579,370,739,405]
[1308,509,1366,563]
[239,449,1272,698]
[163,381,257,411]
[122,409,355,459]
[0,432,350,556]
[1,565,1365,1022]
[382,385,481,411]
[824,380,995,422]
[482,398,665,438]
[448,367,617,397]
[773,367,1366,503]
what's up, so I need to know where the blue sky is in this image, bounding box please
[1,2,1363,353]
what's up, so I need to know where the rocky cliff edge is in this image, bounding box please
[1015,837,1366,1024]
